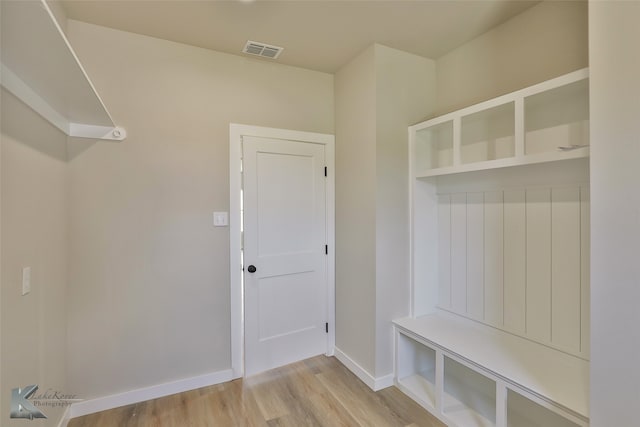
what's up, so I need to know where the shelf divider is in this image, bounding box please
[410,68,588,178]
[452,116,462,167]
[514,97,525,158]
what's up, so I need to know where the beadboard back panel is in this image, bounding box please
[436,184,590,359]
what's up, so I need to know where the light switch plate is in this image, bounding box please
[213,211,229,227]
[22,267,31,296]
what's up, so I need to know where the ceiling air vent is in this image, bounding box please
[242,40,283,59]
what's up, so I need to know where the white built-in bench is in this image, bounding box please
[394,312,589,427]
[402,69,592,427]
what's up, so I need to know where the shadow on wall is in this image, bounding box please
[1,88,96,160]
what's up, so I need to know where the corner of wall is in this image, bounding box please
[334,44,378,377]
[1,88,69,427]
[373,45,436,378]
[46,0,69,34]
[334,347,394,392]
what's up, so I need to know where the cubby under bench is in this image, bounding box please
[394,312,589,427]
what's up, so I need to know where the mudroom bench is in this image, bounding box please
[394,312,589,427]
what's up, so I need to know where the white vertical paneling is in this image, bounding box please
[438,195,452,309]
[580,186,590,357]
[450,193,467,314]
[436,184,587,358]
[551,187,581,352]
[503,190,526,334]
[526,188,552,343]
[484,191,504,327]
[467,192,484,320]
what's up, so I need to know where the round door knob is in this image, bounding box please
[247,265,257,273]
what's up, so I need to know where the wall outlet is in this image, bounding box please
[22,267,31,296]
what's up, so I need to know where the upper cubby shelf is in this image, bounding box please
[1,0,126,141]
[410,68,589,178]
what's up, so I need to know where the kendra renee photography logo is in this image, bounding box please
[10,385,82,420]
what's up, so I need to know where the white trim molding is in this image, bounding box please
[229,124,336,379]
[334,347,394,391]
[56,406,72,427]
[68,369,233,419]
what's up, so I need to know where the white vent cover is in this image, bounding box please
[242,40,283,59]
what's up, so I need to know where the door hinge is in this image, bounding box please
[324,166,327,177]
[325,244,328,255]
[325,322,328,333]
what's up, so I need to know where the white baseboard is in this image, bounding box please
[375,372,394,390]
[56,406,72,427]
[334,347,394,391]
[69,368,233,419]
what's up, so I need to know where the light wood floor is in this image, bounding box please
[68,355,444,427]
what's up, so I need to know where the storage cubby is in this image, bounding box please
[444,357,496,427]
[396,332,437,409]
[398,68,590,427]
[394,316,589,427]
[414,121,454,172]
[525,79,589,155]
[507,390,581,427]
[410,68,589,178]
[461,102,515,164]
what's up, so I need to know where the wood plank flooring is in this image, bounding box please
[67,356,444,427]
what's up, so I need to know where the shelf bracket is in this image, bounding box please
[1,63,126,142]
[69,123,127,141]
[1,0,127,142]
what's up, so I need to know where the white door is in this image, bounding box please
[242,136,328,376]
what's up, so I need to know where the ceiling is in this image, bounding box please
[61,0,539,73]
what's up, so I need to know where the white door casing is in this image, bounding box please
[243,136,326,376]
[229,124,335,378]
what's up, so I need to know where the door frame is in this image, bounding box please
[229,123,335,378]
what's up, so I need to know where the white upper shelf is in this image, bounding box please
[410,68,589,178]
[0,0,126,141]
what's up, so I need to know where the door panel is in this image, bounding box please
[243,136,327,376]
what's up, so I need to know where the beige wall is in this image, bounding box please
[1,89,68,426]
[435,0,588,116]
[589,2,640,425]
[335,45,378,375]
[65,20,334,399]
[374,45,436,376]
[335,44,435,379]
[0,0,591,411]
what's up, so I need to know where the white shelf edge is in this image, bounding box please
[443,390,495,427]
[1,62,68,134]
[1,63,126,141]
[412,68,589,130]
[442,358,497,427]
[434,305,591,362]
[517,68,589,100]
[396,374,437,410]
[0,0,126,142]
[505,384,589,427]
[69,123,127,141]
[415,147,589,178]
